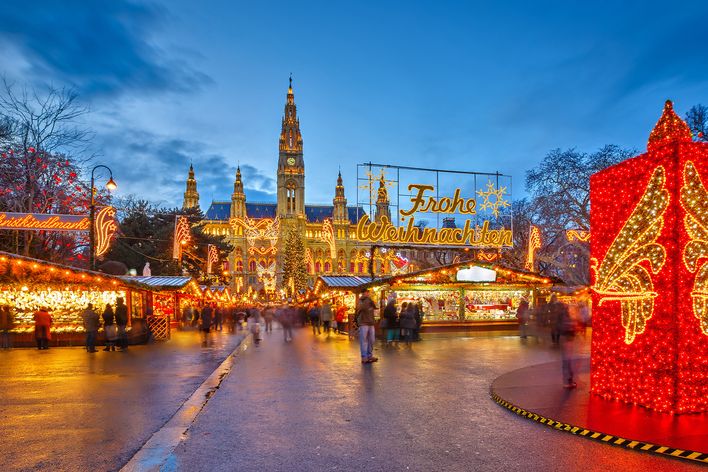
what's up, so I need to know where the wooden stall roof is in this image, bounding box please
[0,250,201,294]
[315,261,562,295]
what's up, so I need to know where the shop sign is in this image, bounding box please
[456,266,497,282]
[356,183,512,248]
[0,212,90,231]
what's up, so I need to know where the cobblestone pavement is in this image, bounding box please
[171,329,704,472]
[0,329,245,472]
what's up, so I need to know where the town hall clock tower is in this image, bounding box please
[276,76,305,219]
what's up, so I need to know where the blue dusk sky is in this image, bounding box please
[1,0,707,209]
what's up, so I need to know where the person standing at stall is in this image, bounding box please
[33,307,52,350]
[382,296,399,345]
[517,297,530,339]
[320,300,333,336]
[200,303,214,345]
[115,297,129,351]
[356,289,378,364]
[0,305,14,349]
[335,303,347,335]
[103,303,117,351]
[81,303,100,353]
[400,303,417,346]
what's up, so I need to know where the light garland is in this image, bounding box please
[94,206,118,257]
[322,219,337,259]
[566,229,591,242]
[173,215,191,259]
[680,161,708,335]
[525,226,541,271]
[590,100,708,414]
[0,286,125,333]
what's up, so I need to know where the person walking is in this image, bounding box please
[0,305,14,349]
[399,302,417,346]
[115,297,129,351]
[214,306,223,332]
[308,302,321,335]
[200,303,214,344]
[320,300,333,336]
[553,296,578,389]
[356,289,377,364]
[33,307,52,350]
[263,307,274,333]
[517,297,530,339]
[247,306,262,344]
[278,304,294,342]
[81,303,100,353]
[382,296,399,345]
[102,304,117,351]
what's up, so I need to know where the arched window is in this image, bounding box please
[357,262,364,273]
[315,261,322,273]
[324,261,331,273]
[249,260,256,272]
[286,181,297,214]
[350,261,355,273]
[236,260,243,272]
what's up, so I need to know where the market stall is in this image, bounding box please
[314,262,557,332]
[0,251,201,345]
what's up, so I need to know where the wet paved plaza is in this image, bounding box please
[0,330,245,472]
[171,329,702,472]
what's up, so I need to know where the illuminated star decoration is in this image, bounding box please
[476,181,511,218]
[359,168,395,205]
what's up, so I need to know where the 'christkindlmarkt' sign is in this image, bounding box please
[0,208,117,257]
[355,164,513,248]
[0,212,91,231]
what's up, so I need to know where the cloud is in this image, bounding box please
[96,128,275,208]
[0,0,211,97]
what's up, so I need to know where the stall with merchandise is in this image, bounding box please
[0,251,202,345]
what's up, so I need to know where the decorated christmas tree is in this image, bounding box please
[283,228,308,295]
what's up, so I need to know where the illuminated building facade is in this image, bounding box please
[185,79,385,292]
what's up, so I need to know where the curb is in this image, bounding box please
[120,334,253,472]
[490,389,708,465]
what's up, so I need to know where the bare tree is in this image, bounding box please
[685,104,708,142]
[0,80,94,258]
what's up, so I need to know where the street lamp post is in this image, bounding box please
[90,165,117,270]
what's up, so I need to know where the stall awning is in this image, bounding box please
[314,276,380,294]
[121,276,195,291]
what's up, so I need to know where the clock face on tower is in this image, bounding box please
[287,157,296,166]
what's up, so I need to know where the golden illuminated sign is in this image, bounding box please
[173,215,191,259]
[94,207,117,258]
[356,182,512,248]
[0,212,90,231]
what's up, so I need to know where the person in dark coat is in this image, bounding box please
[115,297,129,351]
[399,303,417,346]
[0,305,14,349]
[308,302,321,335]
[81,303,100,353]
[33,307,52,350]
[200,303,213,345]
[103,304,117,351]
[382,296,399,345]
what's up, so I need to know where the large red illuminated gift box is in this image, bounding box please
[590,101,708,413]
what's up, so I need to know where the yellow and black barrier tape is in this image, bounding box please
[490,389,708,465]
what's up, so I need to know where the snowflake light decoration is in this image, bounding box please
[477,181,510,218]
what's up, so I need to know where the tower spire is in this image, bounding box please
[183,164,200,210]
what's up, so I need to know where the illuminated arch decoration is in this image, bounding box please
[94,206,118,258]
[231,217,280,255]
[256,261,277,292]
[566,229,591,242]
[590,100,708,414]
[525,226,541,271]
[681,161,708,335]
[207,244,219,274]
[173,215,191,259]
[322,219,337,259]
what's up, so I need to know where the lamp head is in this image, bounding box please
[105,177,117,191]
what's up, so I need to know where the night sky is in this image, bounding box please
[1,0,707,208]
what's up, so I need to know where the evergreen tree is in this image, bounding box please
[282,228,307,295]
